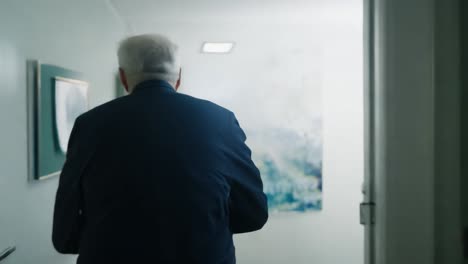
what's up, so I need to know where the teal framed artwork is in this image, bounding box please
[27,61,89,181]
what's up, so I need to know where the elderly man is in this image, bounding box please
[52,34,268,264]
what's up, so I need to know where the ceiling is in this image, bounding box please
[109,0,361,33]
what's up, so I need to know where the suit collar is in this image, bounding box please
[132,80,176,95]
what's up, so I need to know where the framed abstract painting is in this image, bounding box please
[27,61,88,180]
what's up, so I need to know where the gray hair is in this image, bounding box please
[118,34,180,90]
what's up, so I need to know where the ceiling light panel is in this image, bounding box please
[202,42,235,54]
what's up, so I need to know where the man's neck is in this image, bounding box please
[129,79,176,93]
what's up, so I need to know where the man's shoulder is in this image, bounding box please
[77,92,234,125]
[78,95,130,124]
[175,92,233,116]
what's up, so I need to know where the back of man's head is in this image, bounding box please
[118,34,180,92]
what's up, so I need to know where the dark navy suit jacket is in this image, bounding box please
[52,80,268,264]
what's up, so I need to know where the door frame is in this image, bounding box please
[461,0,468,263]
[363,1,376,264]
[364,0,464,263]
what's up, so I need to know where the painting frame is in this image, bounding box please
[27,60,88,181]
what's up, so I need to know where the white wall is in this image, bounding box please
[114,1,364,263]
[0,1,126,263]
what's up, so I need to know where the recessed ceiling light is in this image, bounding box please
[201,42,235,54]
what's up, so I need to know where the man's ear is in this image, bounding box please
[175,68,182,91]
[119,68,129,93]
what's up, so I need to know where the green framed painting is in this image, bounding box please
[27,61,89,180]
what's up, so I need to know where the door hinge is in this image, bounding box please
[360,202,376,225]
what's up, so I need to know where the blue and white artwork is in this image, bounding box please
[247,119,323,212]
[194,73,323,212]
[230,74,323,212]
[54,77,88,154]
[235,60,324,212]
[185,37,323,212]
